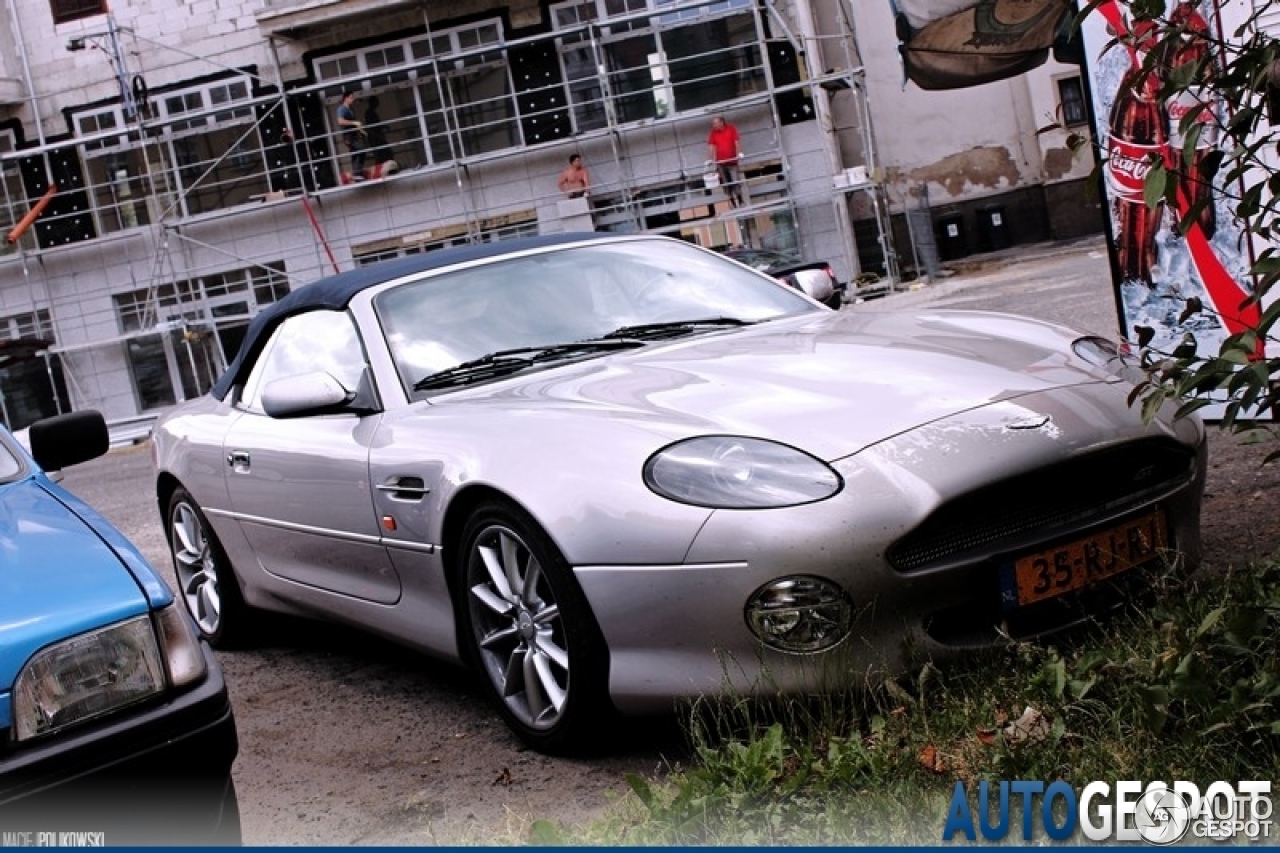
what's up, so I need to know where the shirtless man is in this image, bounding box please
[557,153,590,198]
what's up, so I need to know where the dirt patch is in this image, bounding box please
[1200,428,1280,568]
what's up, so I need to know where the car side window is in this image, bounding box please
[238,310,368,413]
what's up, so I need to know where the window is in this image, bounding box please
[551,0,763,129]
[71,75,268,224]
[0,309,66,432]
[70,107,152,235]
[0,310,54,342]
[74,107,129,151]
[152,77,268,215]
[315,20,516,164]
[115,281,203,333]
[1057,76,1088,127]
[114,263,289,333]
[115,263,290,408]
[50,0,105,25]
[252,262,291,307]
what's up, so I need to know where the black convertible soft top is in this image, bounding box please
[210,231,613,400]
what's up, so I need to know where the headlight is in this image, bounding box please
[745,575,851,653]
[643,435,842,508]
[13,616,165,741]
[11,605,207,743]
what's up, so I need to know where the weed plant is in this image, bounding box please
[532,560,1280,845]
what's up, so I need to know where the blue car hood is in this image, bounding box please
[0,476,150,703]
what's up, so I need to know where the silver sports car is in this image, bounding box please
[152,233,1206,753]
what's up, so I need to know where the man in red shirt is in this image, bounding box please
[706,115,743,207]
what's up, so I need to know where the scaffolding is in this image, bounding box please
[0,0,891,431]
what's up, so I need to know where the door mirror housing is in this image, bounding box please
[27,410,110,471]
[262,371,354,418]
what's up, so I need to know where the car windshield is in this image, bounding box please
[376,239,819,396]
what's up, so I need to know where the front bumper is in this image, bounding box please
[0,642,240,846]
[576,388,1207,715]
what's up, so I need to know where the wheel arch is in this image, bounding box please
[440,483,534,614]
[156,471,182,527]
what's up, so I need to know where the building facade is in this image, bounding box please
[0,0,1102,432]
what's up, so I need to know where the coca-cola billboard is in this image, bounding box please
[1082,0,1266,412]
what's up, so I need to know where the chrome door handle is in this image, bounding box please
[376,476,430,500]
[227,450,251,473]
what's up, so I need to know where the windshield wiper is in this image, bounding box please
[413,340,643,391]
[598,317,755,341]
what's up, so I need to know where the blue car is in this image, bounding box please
[0,411,240,845]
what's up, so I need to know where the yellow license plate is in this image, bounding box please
[1011,509,1169,607]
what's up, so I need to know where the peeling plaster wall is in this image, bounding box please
[850,0,1089,210]
[897,145,1022,197]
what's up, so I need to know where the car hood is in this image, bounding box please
[0,476,149,694]
[446,309,1118,459]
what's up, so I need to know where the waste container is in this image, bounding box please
[977,204,1011,252]
[935,212,967,260]
[906,206,942,280]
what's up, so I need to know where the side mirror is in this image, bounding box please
[785,268,836,305]
[27,410,110,471]
[261,371,356,419]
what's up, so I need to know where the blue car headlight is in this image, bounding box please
[643,435,842,508]
[11,605,207,742]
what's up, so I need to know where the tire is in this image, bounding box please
[167,487,255,649]
[456,499,612,754]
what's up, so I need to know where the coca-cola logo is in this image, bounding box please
[1167,100,1210,123]
[1166,92,1218,149]
[1107,137,1161,198]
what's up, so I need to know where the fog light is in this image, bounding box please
[745,576,851,653]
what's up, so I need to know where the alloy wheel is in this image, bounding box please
[170,499,223,636]
[466,523,570,732]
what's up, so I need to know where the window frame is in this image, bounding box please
[314,19,515,164]
[1056,75,1089,128]
[0,309,54,342]
[50,0,106,25]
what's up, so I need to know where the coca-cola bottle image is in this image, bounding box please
[1163,0,1218,238]
[1107,68,1166,286]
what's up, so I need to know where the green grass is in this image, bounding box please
[534,560,1280,845]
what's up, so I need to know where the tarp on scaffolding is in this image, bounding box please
[892,0,1073,90]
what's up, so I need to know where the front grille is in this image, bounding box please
[887,439,1196,573]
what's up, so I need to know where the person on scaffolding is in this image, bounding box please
[706,114,743,208]
[336,90,368,183]
[557,153,590,199]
